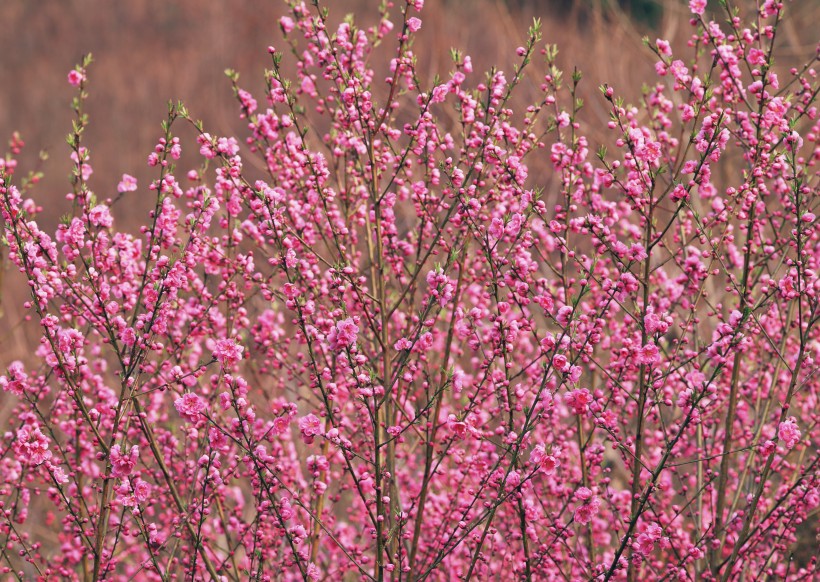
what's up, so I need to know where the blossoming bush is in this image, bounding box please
[1,0,818,579]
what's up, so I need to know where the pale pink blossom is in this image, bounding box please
[689,0,706,16]
[118,174,138,193]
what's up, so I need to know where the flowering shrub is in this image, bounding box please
[1,0,818,580]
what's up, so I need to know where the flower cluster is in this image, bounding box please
[0,1,817,580]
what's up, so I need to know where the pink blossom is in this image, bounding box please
[213,338,244,367]
[540,333,556,352]
[573,487,600,524]
[416,332,434,352]
[489,216,505,241]
[628,244,647,262]
[530,444,560,475]
[0,361,28,396]
[566,389,592,415]
[67,69,85,87]
[637,343,660,365]
[0,6,816,577]
[779,275,798,299]
[279,16,295,33]
[237,89,257,114]
[132,478,151,504]
[656,39,672,57]
[447,414,468,439]
[272,415,291,435]
[48,463,70,485]
[689,0,706,16]
[14,426,51,466]
[426,269,455,306]
[70,148,93,180]
[394,337,413,350]
[110,444,139,478]
[118,174,138,193]
[299,414,323,444]
[87,204,114,228]
[175,393,207,422]
[556,305,573,326]
[328,318,359,352]
[778,418,801,449]
[635,523,664,556]
[644,312,669,335]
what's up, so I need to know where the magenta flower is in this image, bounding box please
[110,444,139,478]
[67,69,85,87]
[573,487,600,525]
[133,478,151,504]
[530,444,560,475]
[447,414,468,439]
[635,524,664,556]
[426,269,455,306]
[628,243,648,262]
[565,389,592,415]
[0,361,28,396]
[279,16,295,33]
